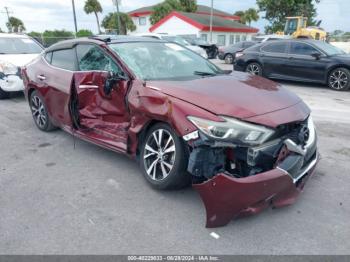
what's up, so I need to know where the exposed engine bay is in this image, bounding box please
[186,116,318,227]
[187,116,317,183]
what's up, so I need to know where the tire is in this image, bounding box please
[139,123,190,190]
[29,90,56,131]
[328,67,350,91]
[246,62,263,76]
[0,87,10,99]
[224,54,234,64]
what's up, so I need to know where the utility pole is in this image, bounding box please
[209,0,213,43]
[2,7,13,33]
[71,0,78,36]
[112,0,122,35]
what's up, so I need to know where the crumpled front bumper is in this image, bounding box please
[193,153,319,228]
[0,74,24,92]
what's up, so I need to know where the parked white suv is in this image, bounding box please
[0,33,43,99]
[139,33,208,58]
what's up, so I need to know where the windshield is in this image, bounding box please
[109,42,223,81]
[313,41,346,56]
[0,37,42,54]
[162,36,190,46]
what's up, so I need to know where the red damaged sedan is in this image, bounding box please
[22,36,319,227]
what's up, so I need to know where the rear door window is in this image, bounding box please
[289,42,318,56]
[261,42,288,53]
[76,44,121,74]
[51,49,77,71]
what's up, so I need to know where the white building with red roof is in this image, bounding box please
[128,4,259,46]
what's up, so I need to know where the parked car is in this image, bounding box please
[22,36,318,228]
[0,33,43,99]
[252,34,291,42]
[139,33,208,58]
[182,36,218,59]
[234,39,350,91]
[218,41,257,64]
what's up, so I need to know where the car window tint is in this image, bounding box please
[44,52,52,63]
[290,42,317,55]
[243,42,255,48]
[76,44,121,73]
[51,49,76,70]
[261,42,287,53]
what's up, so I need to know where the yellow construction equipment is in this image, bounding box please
[278,16,327,41]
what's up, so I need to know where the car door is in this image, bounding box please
[260,41,289,78]
[73,44,130,151]
[41,48,77,128]
[285,41,330,82]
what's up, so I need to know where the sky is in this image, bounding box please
[0,0,349,34]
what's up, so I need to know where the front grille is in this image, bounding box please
[275,118,308,145]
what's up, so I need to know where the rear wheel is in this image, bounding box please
[246,62,263,76]
[29,90,56,131]
[328,68,350,91]
[140,123,190,190]
[224,54,234,64]
[0,87,9,99]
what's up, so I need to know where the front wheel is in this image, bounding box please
[328,68,350,91]
[140,123,190,190]
[0,87,9,99]
[246,62,263,76]
[224,54,234,64]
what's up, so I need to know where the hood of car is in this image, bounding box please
[0,54,40,67]
[147,72,302,120]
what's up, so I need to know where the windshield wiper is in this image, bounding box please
[193,71,217,77]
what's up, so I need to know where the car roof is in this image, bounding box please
[0,33,31,38]
[45,35,164,52]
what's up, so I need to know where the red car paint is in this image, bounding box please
[194,162,318,228]
[22,38,318,227]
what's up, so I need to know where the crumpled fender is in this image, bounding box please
[193,165,317,228]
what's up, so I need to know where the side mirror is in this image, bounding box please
[104,71,128,95]
[311,52,321,60]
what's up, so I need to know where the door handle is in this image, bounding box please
[78,84,99,89]
[37,75,46,81]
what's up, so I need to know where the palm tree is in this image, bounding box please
[6,17,26,33]
[84,0,103,34]
[244,8,259,26]
[234,11,246,24]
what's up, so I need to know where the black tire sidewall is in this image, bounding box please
[0,87,9,99]
[139,123,190,190]
[328,68,350,91]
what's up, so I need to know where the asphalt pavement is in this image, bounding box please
[0,61,349,254]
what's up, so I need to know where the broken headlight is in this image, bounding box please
[0,60,18,75]
[188,116,275,145]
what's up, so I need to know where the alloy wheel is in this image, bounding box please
[225,54,233,64]
[329,70,349,90]
[143,129,176,181]
[31,95,47,129]
[246,64,261,75]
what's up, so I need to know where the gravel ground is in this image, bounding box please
[0,60,349,255]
